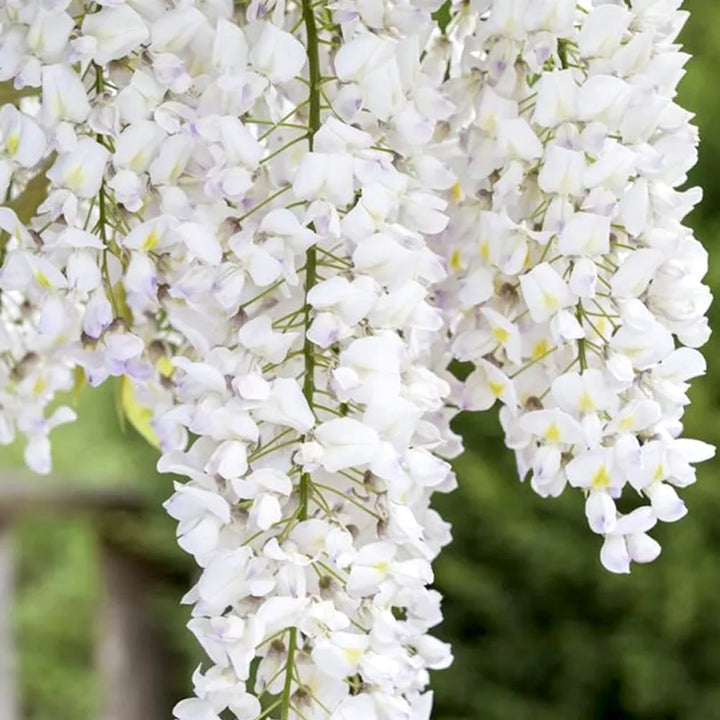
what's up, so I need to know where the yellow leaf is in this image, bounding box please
[119,376,160,449]
[71,366,86,406]
[111,280,133,324]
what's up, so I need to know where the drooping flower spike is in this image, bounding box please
[436,0,714,573]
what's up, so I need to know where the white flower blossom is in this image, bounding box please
[437,0,714,574]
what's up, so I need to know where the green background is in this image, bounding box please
[3,2,720,718]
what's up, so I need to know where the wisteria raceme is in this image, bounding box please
[435,0,715,573]
[156,3,461,719]
[0,1,461,718]
[0,0,714,717]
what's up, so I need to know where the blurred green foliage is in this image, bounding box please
[1,2,719,718]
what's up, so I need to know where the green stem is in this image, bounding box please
[253,698,283,720]
[281,1,322,717]
[299,0,322,524]
[576,304,587,373]
[237,185,291,222]
[558,38,570,70]
[98,181,121,318]
[280,628,297,720]
[509,345,559,380]
[259,99,310,141]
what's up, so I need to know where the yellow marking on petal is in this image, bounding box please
[157,356,174,378]
[541,290,558,311]
[592,465,611,489]
[531,339,549,361]
[35,270,52,290]
[6,133,19,157]
[544,422,561,443]
[32,31,45,53]
[142,228,160,252]
[488,381,505,398]
[371,561,390,576]
[450,182,463,203]
[189,58,208,76]
[450,249,463,272]
[54,95,67,119]
[32,376,47,395]
[492,326,510,344]
[66,165,85,190]
[480,241,490,262]
[343,647,364,666]
[559,175,572,196]
[653,464,665,482]
[128,152,147,172]
[169,162,183,183]
[483,116,497,136]
[579,392,595,413]
[617,416,634,432]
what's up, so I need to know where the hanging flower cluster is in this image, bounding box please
[1,0,461,718]
[437,0,714,573]
[0,0,713,718]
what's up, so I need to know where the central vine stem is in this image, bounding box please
[299,0,321,525]
[281,1,322,717]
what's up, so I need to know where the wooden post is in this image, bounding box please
[0,520,19,720]
[0,476,178,720]
[96,537,168,720]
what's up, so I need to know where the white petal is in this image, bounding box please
[252,494,282,531]
[316,419,380,472]
[600,534,631,574]
[249,22,306,83]
[585,490,617,535]
[627,532,661,564]
[205,441,248,480]
[645,483,687,523]
[255,378,315,432]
